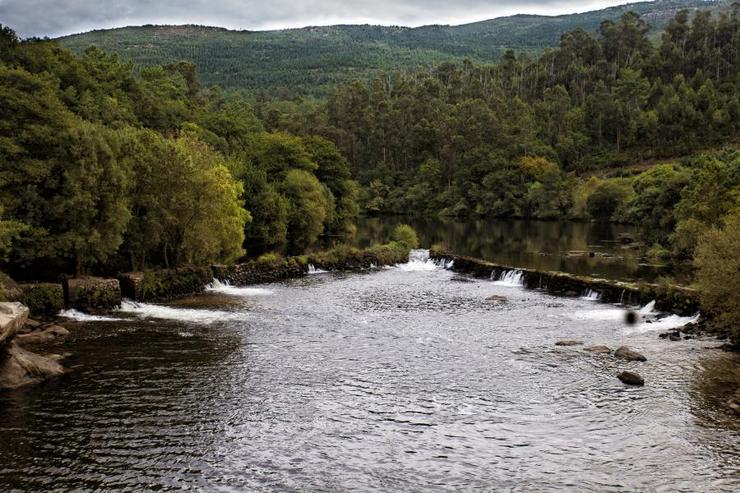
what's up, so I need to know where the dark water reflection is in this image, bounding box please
[0,264,737,491]
[354,217,687,282]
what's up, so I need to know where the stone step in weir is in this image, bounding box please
[429,250,699,316]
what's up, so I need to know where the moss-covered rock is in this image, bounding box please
[17,283,64,317]
[0,272,21,302]
[65,277,121,313]
[122,266,213,302]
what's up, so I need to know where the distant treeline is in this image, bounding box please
[0,26,358,279]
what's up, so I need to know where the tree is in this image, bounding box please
[694,210,740,345]
[280,169,331,252]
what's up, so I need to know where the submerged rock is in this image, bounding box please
[0,341,65,390]
[555,340,584,346]
[584,345,612,354]
[615,346,647,362]
[618,371,645,386]
[16,325,70,345]
[485,294,508,303]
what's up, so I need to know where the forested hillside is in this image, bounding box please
[58,0,727,95]
[263,7,739,263]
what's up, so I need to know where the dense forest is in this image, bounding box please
[0,25,358,279]
[58,1,728,96]
[263,7,739,258]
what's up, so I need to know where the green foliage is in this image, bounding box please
[18,283,64,317]
[586,179,633,220]
[694,210,740,344]
[671,149,740,256]
[622,164,691,243]
[281,169,331,252]
[391,224,419,249]
[0,25,358,279]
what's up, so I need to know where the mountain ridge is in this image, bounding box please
[57,0,727,95]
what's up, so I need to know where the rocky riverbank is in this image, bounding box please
[0,302,67,390]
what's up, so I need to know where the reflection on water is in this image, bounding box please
[0,261,737,492]
[354,216,688,282]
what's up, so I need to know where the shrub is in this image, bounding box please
[391,224,419,249]
[694,210,740,345]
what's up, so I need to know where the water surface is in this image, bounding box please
[0,257,737,491]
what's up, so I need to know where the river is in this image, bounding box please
[353,217,689,282]
[1,252,737,491]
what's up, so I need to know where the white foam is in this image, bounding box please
[206,279,274,296]
[491,270,525,287]
[307,264,329,274]
[117,300,243,324]
[398,249,440,272]
[571,308,628,322]
[58,309,121,322]
[631,313,701,332]
[638,300,657,315]
[580,289,601,301]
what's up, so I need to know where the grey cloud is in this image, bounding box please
[0,0,626,38]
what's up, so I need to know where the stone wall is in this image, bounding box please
[430,250,700,316]
[64,277,122,313]
[119,266,213,302]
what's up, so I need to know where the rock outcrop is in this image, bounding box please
[0,302,65,390]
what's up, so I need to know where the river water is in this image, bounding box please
[0,253,738,491]
[354,217,688,282]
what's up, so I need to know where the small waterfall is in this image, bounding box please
[399,249,439,271]
[581,289,601,301]
[307,264,328,274]
[638,300,657,315]
[492,270,525,287]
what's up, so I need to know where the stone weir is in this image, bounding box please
[430,250,700,316]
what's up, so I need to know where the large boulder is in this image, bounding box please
[17,283,64,317]
[65,277,121,312]
[614,346,647,362]
[0,302,29,345]
[0,341,65,390]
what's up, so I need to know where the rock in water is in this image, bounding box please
[0,341,65,390]
[555,340,584,346]
[614,346,647,362]
[584,345,612,354]
[16,325,70,345]
[618,371,645,386]
[485,295,508,303]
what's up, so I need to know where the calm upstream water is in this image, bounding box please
[354,217,687,282]
[1,253,738,492]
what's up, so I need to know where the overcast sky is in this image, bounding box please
[1,0,634,38]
